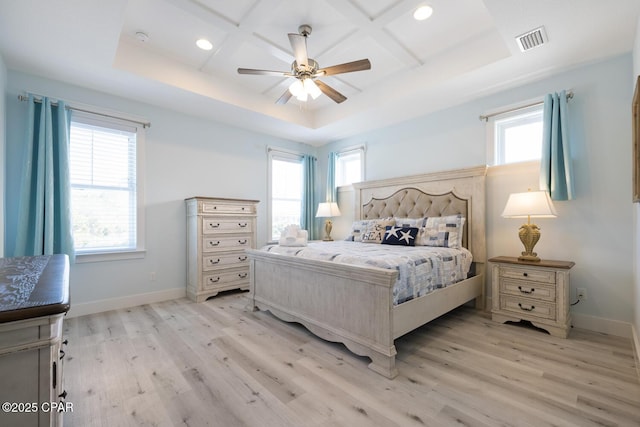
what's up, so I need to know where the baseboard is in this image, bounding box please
[571,312,632,338]
[632,324,640,382]
[66,287,186,318]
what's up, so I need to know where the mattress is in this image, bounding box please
[261,241,473,305]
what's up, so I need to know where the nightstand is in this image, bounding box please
[489,256,574,338]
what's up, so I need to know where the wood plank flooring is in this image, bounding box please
[63,291,640,426]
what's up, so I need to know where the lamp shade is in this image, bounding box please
[315,202,341,218]
[501,191,557,218]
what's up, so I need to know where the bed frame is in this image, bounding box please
[246,166,487,378]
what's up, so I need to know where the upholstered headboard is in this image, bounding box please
[361,188,469,248]
[353,166,487,263]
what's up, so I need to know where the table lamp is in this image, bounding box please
[501,190,557,262]
[315,202,341,241]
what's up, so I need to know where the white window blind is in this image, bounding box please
[69,115,139,254]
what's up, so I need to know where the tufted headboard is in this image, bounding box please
[353,166,487,264]
[361,188,469,248]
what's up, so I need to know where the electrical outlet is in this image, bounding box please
[577,287,587,300]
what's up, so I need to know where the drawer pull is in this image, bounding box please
[242,207,246,210]
[238,223,248,228]
[238,256,247,261]
[518,303,535,311]
[209,223,220,228]
[209,241,220,246]
[238,272,248,279]
[238,239,248,245]
[209,258,221,265]
[209,277,220,283]
[523,272,528,277]
[518,286,535,295]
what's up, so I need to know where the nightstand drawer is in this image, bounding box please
[499,266,556,284]
[500,295,556,320]
[500,279,556,302]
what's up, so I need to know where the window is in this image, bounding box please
[489,105,543,166]
[69,111,145,260]
[335,147,365,187]
[268,151,303,241]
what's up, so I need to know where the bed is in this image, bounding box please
[246,166,487,378]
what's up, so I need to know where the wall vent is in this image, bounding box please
[516,26,548,52]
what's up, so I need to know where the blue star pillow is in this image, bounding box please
[381,226,419,246]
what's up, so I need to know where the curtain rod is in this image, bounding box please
[478,91,574,122]
[17,94,151,129]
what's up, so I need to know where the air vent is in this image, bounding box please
[516,26,547,52]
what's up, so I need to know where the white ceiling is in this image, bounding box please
[1,0,639,145]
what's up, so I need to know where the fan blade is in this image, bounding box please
[237,68,291,77]
[276,90,293,105]
[288,33,308,68]
[315,80,347,104]
[316,59,371,76]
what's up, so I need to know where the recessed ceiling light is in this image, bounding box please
[413,5,433,21]
[196,38,213,51]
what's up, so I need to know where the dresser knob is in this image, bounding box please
[523,272,528,277]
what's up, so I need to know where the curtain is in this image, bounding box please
[300,154,317,240]
[326,152,337,203]
[540,90,574,200]
[14,95,75,258]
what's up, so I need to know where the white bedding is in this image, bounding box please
[261,241,473,305]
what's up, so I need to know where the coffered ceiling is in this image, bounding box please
[0,0,639,144]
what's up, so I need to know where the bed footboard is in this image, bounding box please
[247,249,399,378]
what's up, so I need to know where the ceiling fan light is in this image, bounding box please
[288,79,304,96]
[413,5,433,21]
[296,91,308,102]
[304,78,322,99]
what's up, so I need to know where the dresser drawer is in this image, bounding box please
[203,217,253,234]
[500,279,556,302]
[500,295,556,321]
[203,235,253,252]
[202,269,249,290]
[203,252,249,270]
[202,202,255,215]
[499,266,556,284]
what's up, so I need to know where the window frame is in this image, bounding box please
[267,148,304,242]
[69,110,146,263]
[335,145,365,188]
[487,104,544,167]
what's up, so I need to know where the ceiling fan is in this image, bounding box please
[237,25,371,105]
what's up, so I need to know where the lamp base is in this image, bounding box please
[323,219,333,241]
[517,222,542,262]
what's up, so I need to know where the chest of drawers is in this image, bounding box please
[489,256,574,338]
[186,197,258,302]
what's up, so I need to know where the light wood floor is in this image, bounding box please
[63,291,640,427]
